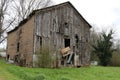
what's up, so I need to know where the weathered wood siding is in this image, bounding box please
[72,7,90,66]
[34,5,73,49]
[34,4,91,67]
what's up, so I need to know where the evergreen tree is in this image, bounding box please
[92,30,115,66]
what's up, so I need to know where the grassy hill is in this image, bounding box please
[0,59,120,80]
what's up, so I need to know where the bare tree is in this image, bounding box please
[0,0,53,44]
[0,0,8,39]
[90,27,100,61]
[0,0,17,44]
[11,0,52,26]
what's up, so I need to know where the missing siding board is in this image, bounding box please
[75,34,79,49]
[64,22,69,36]
[40,36,42,46]
[17,42,20,52]
[36,36,42,47]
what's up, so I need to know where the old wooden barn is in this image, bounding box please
[7,2,92,68]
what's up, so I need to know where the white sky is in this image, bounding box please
[54,0,120,39]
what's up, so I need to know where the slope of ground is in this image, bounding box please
[0,59,120,80]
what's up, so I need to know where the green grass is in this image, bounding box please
[0,59,120,80]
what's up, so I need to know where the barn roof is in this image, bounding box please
[8,1,92,34]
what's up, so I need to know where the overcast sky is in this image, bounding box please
[54,0,120,39]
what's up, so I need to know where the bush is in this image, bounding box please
[110,52,120,66]
[35,45,52,68]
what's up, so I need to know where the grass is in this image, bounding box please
[0,59,120,80]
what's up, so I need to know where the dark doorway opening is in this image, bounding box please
[64,39,70,47]
[7,54,9,60]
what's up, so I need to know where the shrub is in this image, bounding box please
[35,45,52,68]
[110,52,120,66]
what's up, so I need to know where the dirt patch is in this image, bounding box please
[0,78,3,80]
